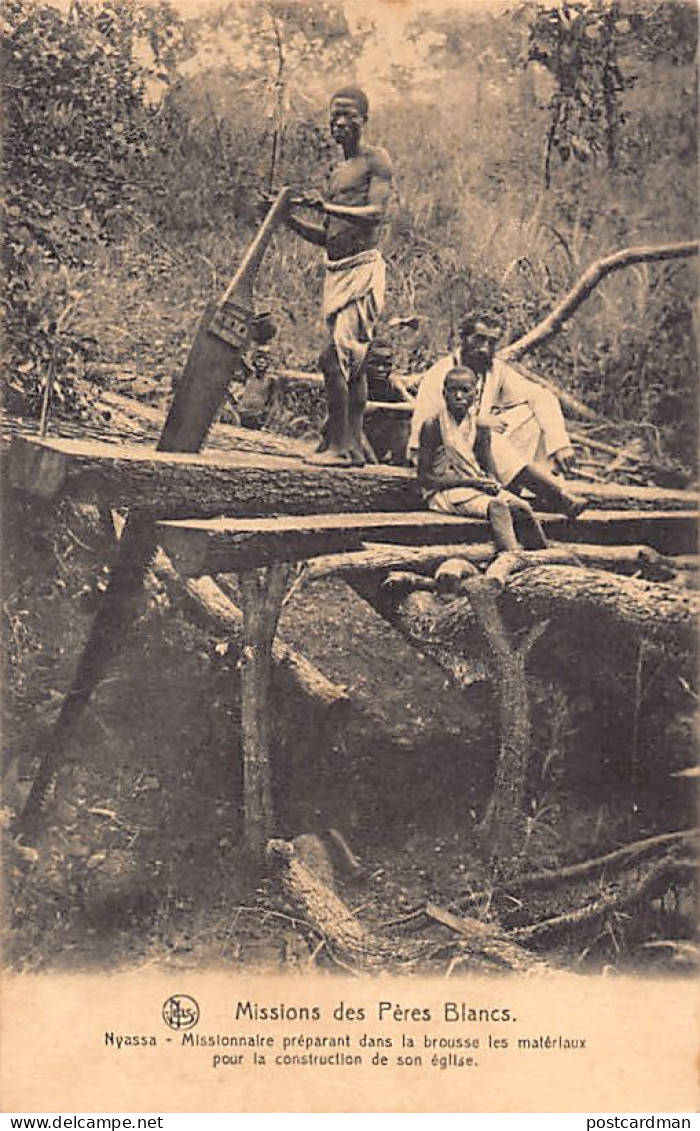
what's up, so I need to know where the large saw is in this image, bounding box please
[16,189,292,837]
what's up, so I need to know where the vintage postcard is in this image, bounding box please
[1,0,697,1115]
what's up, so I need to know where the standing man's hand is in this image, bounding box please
[479,478,502,496]
[290,189,326,212]
[254,190,277,219]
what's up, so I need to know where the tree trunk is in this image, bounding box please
[461,576,531,868]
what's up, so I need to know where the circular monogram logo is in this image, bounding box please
[162,994,200,1031]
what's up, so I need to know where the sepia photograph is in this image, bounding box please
[1,0,698,1114]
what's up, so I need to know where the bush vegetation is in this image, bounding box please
[2,0,697,464]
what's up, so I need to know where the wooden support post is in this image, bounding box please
[238,564,294,861]
[462,574,532,870]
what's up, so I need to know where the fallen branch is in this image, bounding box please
[307,541,691,586]
[510,857,696,943]
[150,548,350,712]
[424,902,545,972]
[502,241,700,362]
[460,829,700,914]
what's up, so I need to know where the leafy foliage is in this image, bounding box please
[1,0,191,412]
[528,1,632,182]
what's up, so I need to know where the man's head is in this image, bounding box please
[251,343,273,377]
[458,313,501,376]
[443,366,479,423]
[330,86,369,150]
[250,311,277,345]
[366,338,393,382]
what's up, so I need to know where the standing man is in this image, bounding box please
[282,85,394,466]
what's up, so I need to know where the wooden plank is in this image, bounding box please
[157,512,492,575]
[9,434,697,520]
[157,509,699,576]
[542,509,698,555]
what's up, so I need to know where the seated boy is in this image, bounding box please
[227,312,277,430]
[417,367,579,552]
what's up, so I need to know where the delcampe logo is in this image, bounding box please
[162,994,200,1031]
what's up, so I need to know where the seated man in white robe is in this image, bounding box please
[408,314,578,500]
[418,367,584,552]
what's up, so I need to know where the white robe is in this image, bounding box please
[408,354,571,485]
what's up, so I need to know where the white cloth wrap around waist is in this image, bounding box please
[322,249,386,382]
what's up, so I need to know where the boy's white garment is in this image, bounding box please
[408,354,571,485]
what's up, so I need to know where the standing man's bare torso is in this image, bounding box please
[325,145,393,260]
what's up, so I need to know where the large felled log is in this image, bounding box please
[499,564,699,650]
[9,435,697,524]
[398,564,698,651]
[353,559,698,702]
